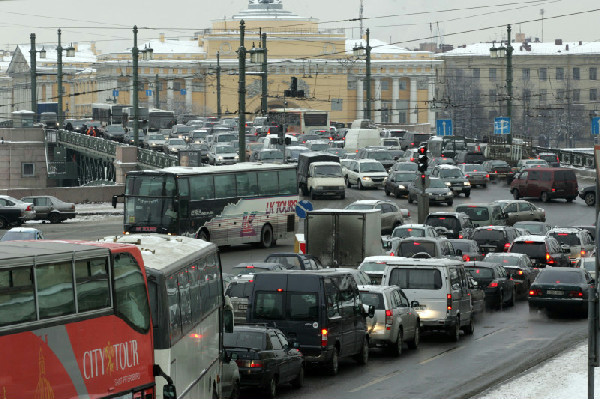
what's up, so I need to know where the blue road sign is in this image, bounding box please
[295,200,313,219]
[592,117,600,136]
[436,119,453,136]
[494,117,511,135]
[180,89,187,96]
[145,89,152,96]
[112,89,119,97]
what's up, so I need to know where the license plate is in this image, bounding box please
[238,304,248,310]
[487,248,496,252]
[414,305,427,310]
[547,290,563,296]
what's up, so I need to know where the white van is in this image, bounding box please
[344,129,381,153]
[381,258,474,341]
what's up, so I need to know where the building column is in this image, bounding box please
[409,77,418,124]
[392,77,400,123]
[427,77,436,126]
[185,78,193,114]
[374,78,382,123]
[167,79,174,111]
[356,78,364,120]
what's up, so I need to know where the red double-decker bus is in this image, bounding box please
[0,240,174,398]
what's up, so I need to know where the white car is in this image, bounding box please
[208,144,239,165]
[344,159,388,189]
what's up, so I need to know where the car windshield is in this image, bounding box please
[450,240,474,252]
[169,139,186,146]
[393,172,416,182]
[360,262,388,272]
[426,216,460,232]
[389,268,442,290]
[369,152,393,161]
[216,146,235,154]
[549,233,581,246]
[456,206,489,222]
[106,126,124,132]
[148,135,163,140]
[314,165,342,177]
[536,270,584,284]
[511,242,546,258]
[360,163,385,172]
[224,331,265,350]
[397,241,436,257]
[514,223,545,235]
[466,267,494,279]
[491,161,510,168]
[359,292,385,310]
[485,254,520,266]
[0,231,36,241]
[440,169,463,178]
[346,204,375,211]
[428,179,447,189]
[217,134,236,142]
[393,227,425,238]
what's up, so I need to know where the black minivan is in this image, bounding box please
[247,270,375,375]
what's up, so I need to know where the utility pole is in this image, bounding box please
[506,24,513,145]
[132,25,139,147]
[29,33,37,116]
[261,32,268,116]
[365,28,372,121]
[57,29,63,126]
[238,20,246,162]
[216,52,222,119]
[155,74,160,109]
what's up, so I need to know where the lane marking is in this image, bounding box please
[474,327,508,341]
[349,369,404,393]
[419,345,465,365]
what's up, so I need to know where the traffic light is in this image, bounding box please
[417,144,428,173]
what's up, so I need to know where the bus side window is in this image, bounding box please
[166,274,182,343]
[178,178,190,197]
[177,269,193,335]
[0,268,36,326]
[258,171,278,196]
[278,169,297,195]
[236,172,258,197]
[215,174,236,199]
[113,252,151,333]
[75,257,110,312]
[190,175,215,200]
[188,264,202,323]
[36,261,76,319]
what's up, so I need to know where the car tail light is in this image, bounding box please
[390,252,395,256]
[568,290,584,298]
[463,254,470,262]
[546,252,555,264]
[518,270,523,275]
[410,157,414,162]
[581,250,586,256]
[504,243,511,251]
[447,294,452,310]
[459,235,463,239]
[486,174,490,178]
[529,288,542,296]
[385,309,393,325]
[26,205,32,211]
[411,142,414,146]
[465,174,470,178]
[489,281,499,288]
[321,329,328,347]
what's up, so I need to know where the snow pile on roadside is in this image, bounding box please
[478,342,593,399]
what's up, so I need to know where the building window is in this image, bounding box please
[539,89,547,103]
[572,89,580,102]
[489,68,497,81]
[398,80,407,90]
[522,68,530,80]
[556,89,564,101]
[539,68,547,81]
[472,68,480,79]
[590,68,598,81]
[173,81,181,91]
[556,68,564,80]
[347,78,356,90]
[522,89,531,101]
[573,67,580,80]
[591,88,598,101]
[331,99,343,111]
[22,163,34,177]
[381,80,389,91]
[488,89,496,102]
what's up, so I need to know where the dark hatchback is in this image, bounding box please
[225,325,304,397]
[509,236,570,268]
[472,226,519,254]
[449,239,484,262]
[528,267,593,317]
[385,171,417,198]
[484,253,537,297]
[464,261,516,309]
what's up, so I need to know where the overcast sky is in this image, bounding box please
[1,0,599,53]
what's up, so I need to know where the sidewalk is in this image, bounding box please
[75,202,123,216]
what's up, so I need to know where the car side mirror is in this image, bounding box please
[163,384,177,399]
[368,305,375,318]
[223,308,234,333]
[410,300,420,308]
[293,342,300,349]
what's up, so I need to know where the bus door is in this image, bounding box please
[177,178,191,233]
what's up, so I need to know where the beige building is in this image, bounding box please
[438,39,600,146]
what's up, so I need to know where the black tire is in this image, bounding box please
[497,292,504,311]
[264,375,277,399]
[566,197,574,203]
[385,188,390,196]
[448,318,460,342]
[447,200,453,206]
[48,213,61,224]
[310,189,316,200]
[512,189,520,200]
[541,191,550,203]
[346,177,351,188]
[358,180,364,190]
[483,183,487,188]
[0,217,6,230]
[407,326,420,349]
[261,224,275,248]
[354,336,369,365]
[391,329,403,357]
[327,348,339,376]
[585,192,596,206]
[461,317,474,335]
[408,194,414,204]
[395,191,401,199]
[464,190,471,198]
[230,381,240,399]
[508,288,516,307]
[198,230,210,242]
[291,366,304,389]
[339,192,346,200]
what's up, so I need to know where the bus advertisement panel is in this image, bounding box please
[0,240,160,398]
[119,163,298,247]
[268,108,329,135]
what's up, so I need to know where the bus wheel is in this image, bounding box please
[261,224,275,248]
[198,230,210,242]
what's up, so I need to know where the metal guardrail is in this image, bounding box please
[532,146,595,169]
[58,130,117,157]
[138,148,178,168]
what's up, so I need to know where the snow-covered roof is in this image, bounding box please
[513,235,546,242]
[441,41,600,57]
[16,43,96,65]
[346,38,418,55]
[139,40,204,55]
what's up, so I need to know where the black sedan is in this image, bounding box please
[464,261,517,310]
[484,252,537,298]
[528,267,593,317]
[384,171,417,198]
[407,177,454,206]
[579,184,596,206]
[225,325,304,398]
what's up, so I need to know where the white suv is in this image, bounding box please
[345,159,388,189]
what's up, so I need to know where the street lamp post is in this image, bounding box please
[353,28,372,121]
[29,34,47,119]
[238,20,247,162]
[57,30,63,126]
[490,24,514,145]
[132,26,139,147]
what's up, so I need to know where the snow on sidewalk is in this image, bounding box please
[477,341,594,399]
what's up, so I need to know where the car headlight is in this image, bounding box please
[383,177,388,182]
[398,184,405,189]
[445,182,451,186]
[218,156,223,160]
[362,177,371,181]
[464,182,471,186]
[234,155,239,159]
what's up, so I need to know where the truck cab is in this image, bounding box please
[305,161,345,199]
